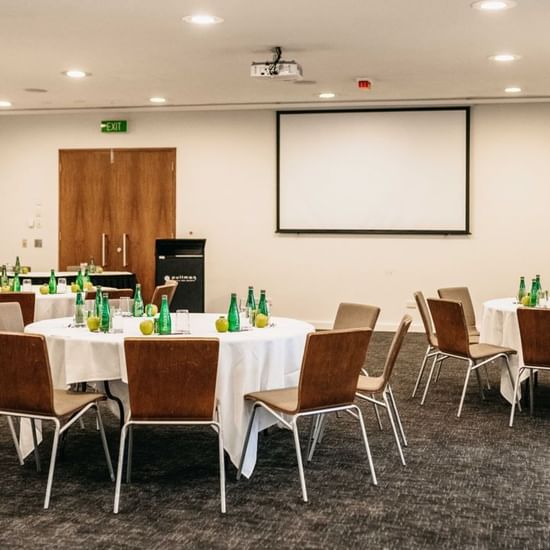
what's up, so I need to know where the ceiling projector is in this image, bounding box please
[250,47,303,81]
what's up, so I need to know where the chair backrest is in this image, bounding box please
[333,303,380,331]
[0,303,25,332]
[414,291,437,347]
[437,287,476,330]
[378,315,412,386]
[124,338,220,420]
[0,332,55,415]
[427,298,470,357]
[151,282,178,308]
[517,307,550,367]
[297,329,372,412]
[85,288,134,301]
[0,293,35,326]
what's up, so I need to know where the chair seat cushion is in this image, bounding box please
[245,387,299,414]
[53,390,105,417]
[356,375,384,393]
[469,343,516,360]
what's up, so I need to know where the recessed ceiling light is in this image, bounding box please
[63,70,89,79]
[0,100,12,107]
[471,1,517,11]
[182,14,224,25]
[149,97,167,104]
[319,92,335,99]
[489,53,521,62]
[504,86,522,93]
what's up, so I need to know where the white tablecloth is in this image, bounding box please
[32,286,76,321]
[25,314,314,477]
[479,297,527,403]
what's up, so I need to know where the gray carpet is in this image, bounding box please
[1,332,549,549]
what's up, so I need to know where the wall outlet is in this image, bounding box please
[34,239,43,248]
[22,238,28,248]
[405,300,416,309]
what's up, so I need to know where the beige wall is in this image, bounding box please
[1,104,549,329]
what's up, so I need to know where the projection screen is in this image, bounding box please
[277,107,470,234]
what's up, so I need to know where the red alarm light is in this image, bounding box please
[356,78,372,90]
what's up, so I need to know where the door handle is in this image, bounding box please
[122,233,128,267]
[101,233,108,266]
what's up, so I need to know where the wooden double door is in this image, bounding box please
[59,148,176,300]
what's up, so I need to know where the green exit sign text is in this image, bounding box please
[101,120,128,133]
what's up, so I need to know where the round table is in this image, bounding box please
[25,314,314,477]
[32,285,77,321]
[479,297,528,403]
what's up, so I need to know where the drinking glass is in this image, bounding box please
[119,297,131,316]
[22,279,32,292]
[239,299,251,330]
[57,277,67,293]
[176,309,190,334]
[85,299,95,318]
[111,308,124,333]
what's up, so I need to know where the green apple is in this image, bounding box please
[39,284,49,295]
[140,319,154,335]
[255,313,269,328]
[215,316,229,333]
[87,316,100,331]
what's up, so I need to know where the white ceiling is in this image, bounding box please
[1,0,549,112]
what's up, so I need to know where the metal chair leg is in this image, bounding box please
[457,362,473,418]
[30,418,42,473]
[306,414,325,463]
[126,425,133,483]
[509,367,523,427]
[236,404,258,480]
[353,405,377,486]
[113,423,129,514]
[44,420,61,509]
[96,405,114,481]
[372,397,383,430]
[474,367,485,400]
[484,365,491,390]
[387,385,407,447]
[291,418,308,502]
[421,354,439,405]
[216,406,226,514]
[529,369,535,416]
[434,357,444,383]
[7,417,24,465]
[412,346,431,398]
[383,392,406,466]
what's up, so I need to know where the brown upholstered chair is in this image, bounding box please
[150,281,178,309]
[114,338,224,513]
[510,308,550,426]
[85,288,133,301]
[333,303,380,331]
[0,292,35,326]
[437,287,480,343]
[0,302,25,332]
[0,332,114,509]
[425,298,517,417]
[237,329,376,502]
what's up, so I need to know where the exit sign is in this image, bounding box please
[101,120,128,133]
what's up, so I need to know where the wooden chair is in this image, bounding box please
[354,315,412,466]
[85,288,133,301]
[0,332,114,508]
[510,308,550,426]
[437,287,480,343]
[425,298,517,417]
[150,281,178,309]
[0,292,35,326]
[237,329,376,502]
[333,303,380,331]
[0,302,25,332]
[114,338,224,513]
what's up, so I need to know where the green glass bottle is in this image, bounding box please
[228,293,240,332]
[89,257,96,274]
[518,276,526,302]
[48,269,57,294]
[246,286,256,310]
[0,265,7,288]
[529,278,538,307]
[75,291,85,327]
[84,267,91,286]
[535,274,541,295]
[158,295,172,335]
[100,292,110,332]
[258,290,269,317]
[133,283,144,317]
[14,256,21,275]
[94,285,103,317]
[76,269,84,291]
[12,273,21,292]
